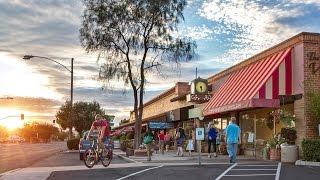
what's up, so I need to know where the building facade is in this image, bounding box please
[116,32,320,156]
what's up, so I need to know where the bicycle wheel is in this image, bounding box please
[83,147,98,168]
[100,147,113,167]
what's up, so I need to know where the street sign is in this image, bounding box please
[196,128,205,141]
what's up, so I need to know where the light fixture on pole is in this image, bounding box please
[23,55,74,138]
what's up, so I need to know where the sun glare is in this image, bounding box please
[0,118,24,131]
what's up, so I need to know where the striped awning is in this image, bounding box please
[203,47,292,116]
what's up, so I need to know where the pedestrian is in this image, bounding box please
[225,117,241,163]
[175,130,183,156]
[176,127,186,156]
[143,129,154,161]
[186,136,194,156]
[208,123,218,158]
[164,131,171,152]
[158,130,165,155]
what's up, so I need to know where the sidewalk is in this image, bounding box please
[116,149,258,163]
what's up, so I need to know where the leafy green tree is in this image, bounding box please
[18,123,59,142]
[80,0,196,148]
[56,101,106,137]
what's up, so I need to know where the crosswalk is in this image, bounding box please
[216,162,281,180]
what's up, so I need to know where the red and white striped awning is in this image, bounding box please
[203,48,292,116]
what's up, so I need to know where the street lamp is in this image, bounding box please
[23,55,74,138]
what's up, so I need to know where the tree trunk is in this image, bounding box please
[68,127,72,140]
[133,88,141,149]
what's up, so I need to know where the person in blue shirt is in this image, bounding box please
[207,123,218,158]
[225,117,241,163]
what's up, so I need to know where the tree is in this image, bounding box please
[18,123,59,142]
[56,101,106,137]
[80,0,197,148]
[0,126,9,141]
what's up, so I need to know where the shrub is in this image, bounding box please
[67,138,80,150]
[126,133,134,140]
[281,128,297,144]
[302,139,320,162]
[309,91,320,123]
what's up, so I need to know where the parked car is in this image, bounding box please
[79,130,114,160]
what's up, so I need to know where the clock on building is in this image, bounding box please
[190,77,208,94]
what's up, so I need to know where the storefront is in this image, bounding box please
[202,32,320,157]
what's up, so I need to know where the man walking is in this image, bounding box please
[225,117,241,163]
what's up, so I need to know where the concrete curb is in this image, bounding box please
[295,160,320,166]
[113,153,141,164]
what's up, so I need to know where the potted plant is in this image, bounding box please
[280,127,298,163]
[266,136,285,161]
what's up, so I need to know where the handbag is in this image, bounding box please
[143,135,153,144]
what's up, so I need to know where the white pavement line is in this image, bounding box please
[231,169,277,171]
[116,165,164,180]
[224,174,276,177]
[215,163,238,180]
[275,162,281,180]
[0,168,21,177]
[237,165,278,167]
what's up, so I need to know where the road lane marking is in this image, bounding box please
[224,174,276,176]
[116,165,164,180]
[237,164,277,167]
[215,163,238,180]
[275,162,281,180]
[231,169,277,171]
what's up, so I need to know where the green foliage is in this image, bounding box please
[67,138,80,150]
[56,101,106,134]
[281,127,297,144]
[119,134,127,142]
[126,133,134,140]
[57,131,68,141]
[302,139,320,162]
[18,123,59,142]
[309,91,320,123]
[266,136,286,149]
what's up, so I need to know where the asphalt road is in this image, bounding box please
[47,163,320,180]
[0,142,66,173]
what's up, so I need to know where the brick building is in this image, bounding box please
[116,32,320,156]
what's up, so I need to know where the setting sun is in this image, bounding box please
[0,118,24,131]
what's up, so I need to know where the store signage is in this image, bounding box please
[186,94,212,103]
[307,50,320,75]
[196,128,205,141]
[148,122,174,129]
[188,107,203,119]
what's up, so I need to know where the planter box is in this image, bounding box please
[134,149,153,157]
[270,148,281,161]
[126,148,134,157]
[281,144,298,163]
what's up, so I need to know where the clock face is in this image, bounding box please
[195,81,207,93]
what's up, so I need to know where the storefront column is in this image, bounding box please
[294,97,306,153]
[195,118,201,153]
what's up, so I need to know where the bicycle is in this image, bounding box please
[83,138,113,168]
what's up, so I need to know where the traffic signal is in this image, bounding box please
[21,113,24,120]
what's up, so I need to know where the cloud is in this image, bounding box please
[197,0,310,64]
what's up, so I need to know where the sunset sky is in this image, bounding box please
[0,0,320,127]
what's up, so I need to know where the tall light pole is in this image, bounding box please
[23,55,74,138]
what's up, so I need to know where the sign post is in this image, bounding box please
[196,127,204,165]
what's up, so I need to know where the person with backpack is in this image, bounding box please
[208,123,218,158]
